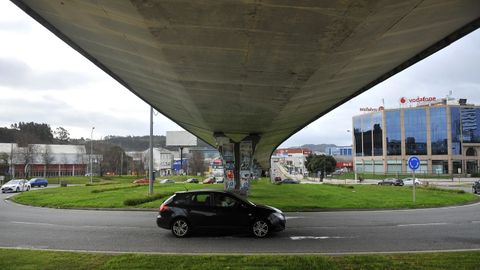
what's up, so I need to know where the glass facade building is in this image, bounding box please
[353,104,480,175]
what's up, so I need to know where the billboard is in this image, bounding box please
[166,131,197,146]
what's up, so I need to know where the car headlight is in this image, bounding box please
[271,212,285,221]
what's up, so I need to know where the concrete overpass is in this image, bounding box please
[12,1,480,173]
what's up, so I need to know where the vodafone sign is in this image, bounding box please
[400,96,437,104]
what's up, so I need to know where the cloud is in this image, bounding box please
[0,58,93,90]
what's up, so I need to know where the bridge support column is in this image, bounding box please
[214,133,259,196]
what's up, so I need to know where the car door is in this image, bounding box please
[213,193,252,231]
[187,192,216,229]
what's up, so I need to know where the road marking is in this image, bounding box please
[471,220,480,224]
[397,222,448,227]
[290,236,351,240]
[10,221,142,230]
[285,216,304,220]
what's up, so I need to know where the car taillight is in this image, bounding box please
[159,204,169,213]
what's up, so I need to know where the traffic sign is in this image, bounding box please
[408,156,420,171]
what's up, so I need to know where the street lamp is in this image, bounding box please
[90,127,95,184]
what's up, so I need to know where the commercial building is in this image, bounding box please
[0,143,87,178]
[353,97,480,175]
[271,148,312,176]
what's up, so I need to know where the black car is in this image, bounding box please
[156,190,286,238]
[473,181,480,194]
[377,178,403,186]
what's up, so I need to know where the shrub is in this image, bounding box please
[123,192,172,206]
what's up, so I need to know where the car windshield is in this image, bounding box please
[8,180,21,184]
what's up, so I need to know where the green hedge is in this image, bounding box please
[123,192,172,206]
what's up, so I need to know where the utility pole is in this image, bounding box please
[149,107,154,195]
[90,127,95,184]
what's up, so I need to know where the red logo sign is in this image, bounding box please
[401,96,437,103]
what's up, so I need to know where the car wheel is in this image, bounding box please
[16,187,19,192]
[27,186,30,191]
[252,219,270,238]
[171,218,190,238]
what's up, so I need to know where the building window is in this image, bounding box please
[362,115,373,157]
[385,111,401,156]
[430,107,448,155]
[461,108,480,143]
[354,117,363,156]
[453,160,462,174]
[432,160,448,174]
[451,107,462,155]
[404,108,427,155]
[372,112,383,156]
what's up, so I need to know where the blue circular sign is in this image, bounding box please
[408,156,420,171]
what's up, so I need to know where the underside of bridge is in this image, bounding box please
[12,0,480,170]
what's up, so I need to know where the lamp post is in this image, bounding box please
[90,127,95,184]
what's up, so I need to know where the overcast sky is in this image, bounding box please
[1,1,479,148]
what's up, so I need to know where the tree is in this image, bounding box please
[41,145,55,178]
[305,154,336,180]
[11,122,54,145]
[54,127,70,144]
[188,151,205,176]
[17,144,39,178]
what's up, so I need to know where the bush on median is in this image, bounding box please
[123,192,172,206]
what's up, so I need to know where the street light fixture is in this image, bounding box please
[90,127,95,184]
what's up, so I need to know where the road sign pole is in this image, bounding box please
[412,170,416,205]
[407,156,420,206]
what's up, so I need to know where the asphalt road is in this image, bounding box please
[1,190,479,254]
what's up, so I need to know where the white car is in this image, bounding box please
[402,178,422,186]
[1,179,31,193]
[159,179,175,184]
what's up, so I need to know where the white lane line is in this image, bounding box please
[290,236,353,240]
[471,220,480,224]
[10,221,141,230]
[285,216,304,220]
[397,222,448,227]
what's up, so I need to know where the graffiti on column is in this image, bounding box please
[239,141,253,193]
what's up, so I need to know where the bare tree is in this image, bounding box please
[188,151,205,176]
[41,145,55,178]
[17,144,39,178]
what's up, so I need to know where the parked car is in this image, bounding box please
[28,178,48,188]
[281,178,300,184]
[402,178,422,186]
[1,179,31,193]
[377,178,403,186]
[202,177,215,184]
[215,177,224,184]
[133,178,150,185]
[159,179,175,184]
[185,178,199,184]
[472,181,480,194]
[156,190,286,238]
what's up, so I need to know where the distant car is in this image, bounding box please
[28,178,48,188]
[1,179,31,193]
[156,190,286,238]
[377,178,403,186]
[402,178,422,186]
[472,181,480,194]
[185,178,199,184]
[133,178,150,185]
[215,177,224,184]
[202,177,215,184]
[281,178,300,184]
[159,179,175,184]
